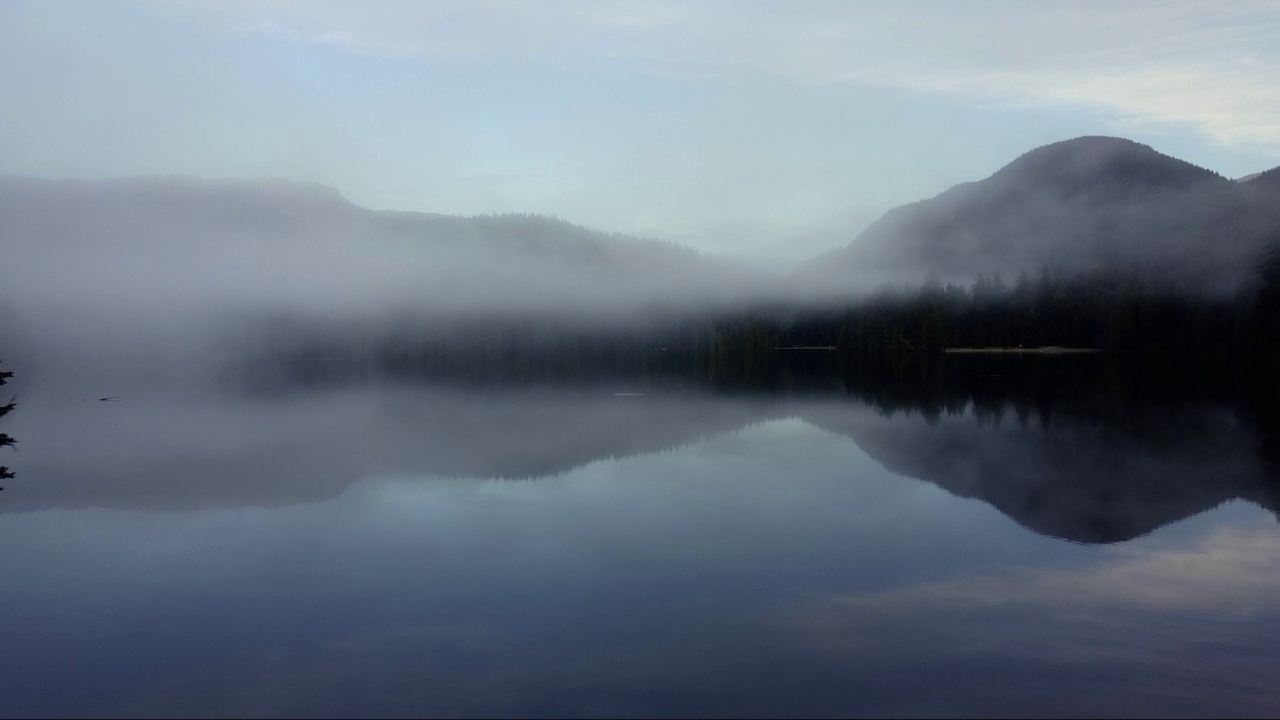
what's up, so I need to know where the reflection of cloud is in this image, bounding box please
[807,518,1280,617]
[174,1,1280,150]
[111,623,510,716]
[772,517,1280,714]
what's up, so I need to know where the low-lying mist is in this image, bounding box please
[5,135,1280,392]
[0,175,778,389]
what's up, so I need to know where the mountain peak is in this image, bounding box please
[989,135,1224,194]
[793,135,1272,295]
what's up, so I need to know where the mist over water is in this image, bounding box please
[7,0,1280,712]
[4,141,1280,716]
[4,354,1280,716]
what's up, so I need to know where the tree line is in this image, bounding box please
[250,244,1280,393]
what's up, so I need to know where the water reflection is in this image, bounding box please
[826,355,1280,543]
[4,356,1280,715]
[9,356,1280,546]
[808,403,1274,543]
[780,513,1280,716]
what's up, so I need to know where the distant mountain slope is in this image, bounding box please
[1244,165,1280,190]
[0,175,759,322]
[794,137,1280,296]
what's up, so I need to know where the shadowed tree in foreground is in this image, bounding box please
[0,359,13,482]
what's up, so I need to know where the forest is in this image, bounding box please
[235,246,1280,410]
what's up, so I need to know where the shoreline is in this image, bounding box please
[944,346,1100,355]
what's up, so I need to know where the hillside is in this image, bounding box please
[794,137,1280,296]
[0,175,760,322]
[1244,165,1280,190]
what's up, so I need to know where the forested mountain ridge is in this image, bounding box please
[6,139,1280,384]
[793,136,1280,297]
[0,175,763,322]
[1243,165,1280,189]
[6,135,1279,321]
[0,174,683,259]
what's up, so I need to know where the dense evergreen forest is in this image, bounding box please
[789,267,1262,359]
[248,243,1280,396]
[722,253,1280,369]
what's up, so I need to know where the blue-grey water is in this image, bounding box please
[2,373,1280,717]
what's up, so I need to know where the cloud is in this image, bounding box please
[165,0,1280,150]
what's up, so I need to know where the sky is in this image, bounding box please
[2,0,1280,264]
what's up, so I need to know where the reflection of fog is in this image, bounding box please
[10,370,1280,548]
[8,384,787,512]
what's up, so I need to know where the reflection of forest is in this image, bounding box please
[17,352,1280,544]
[234,351,1280,543]
[843,356,1280,542]
[796,353,1280,543]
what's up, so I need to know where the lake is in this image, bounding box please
[2,356,1280,717]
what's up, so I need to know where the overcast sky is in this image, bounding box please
[2,1,1279,263]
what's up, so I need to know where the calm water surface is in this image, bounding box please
[3,367,1280,717]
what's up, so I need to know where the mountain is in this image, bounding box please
[0,174,798,397]
[794,137,1280,296]
[1244,165,1280,190]
[0,175,760,323]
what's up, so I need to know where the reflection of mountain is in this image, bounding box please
[808,356,1280,543]
[10,359,1280,545]
[803,404,1278,544]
